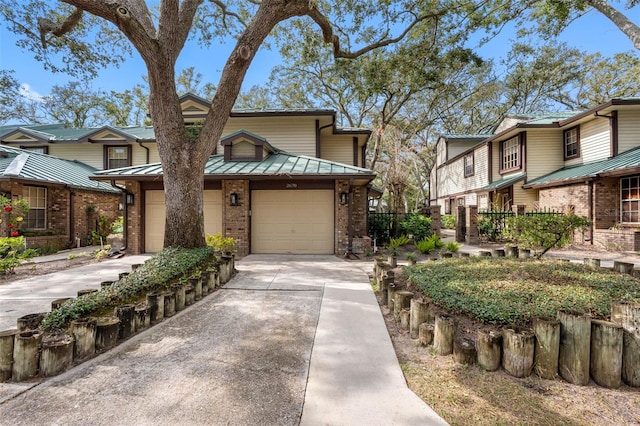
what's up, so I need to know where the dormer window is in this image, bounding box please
[220,130,275,162]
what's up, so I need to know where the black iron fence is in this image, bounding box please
[368,212,430,246]
[477,208,563,241]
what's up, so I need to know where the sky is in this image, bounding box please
[0,5,638,100]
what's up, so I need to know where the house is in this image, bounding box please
[1,95,374,257]
[0,145,122,251]
[430,98,640,251]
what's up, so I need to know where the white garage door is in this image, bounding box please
[145,190,223,253]
[251,190,334,254]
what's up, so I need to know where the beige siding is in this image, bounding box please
[322,134,353,164]
[436,145,490,201]
[48,144,104,169]
[233,140,256,157]
[513,185,538,210]
[617,110,640,154]
[580,119,610,163]
[526,130,564,180]
[436,138,447,165]
[220,116,317,157]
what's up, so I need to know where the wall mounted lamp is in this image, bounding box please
[340,192,349,205]
[230,192,239,206]
[125,193,135,206]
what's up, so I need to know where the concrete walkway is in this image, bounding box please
[0,255,447,425]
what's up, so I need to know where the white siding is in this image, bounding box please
[580,119,610,163]
[617,110,640,154]
[436,137,447,165]
[526,130,564,180]
[435,145,490,201]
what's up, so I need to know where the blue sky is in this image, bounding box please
[0,7,637,99]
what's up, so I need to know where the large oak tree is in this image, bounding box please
[1,0,442,248]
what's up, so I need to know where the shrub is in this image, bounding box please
[90,214,114,245]
[205,233,237,253]
[42,247,215,330]
[416,238,436,254]
[0,236,37,274]
[388,235,410,249]
[446,242,460,253]
[441,214,456,229]
[399,214,432,241]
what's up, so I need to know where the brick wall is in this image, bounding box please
[125,181,142,254]
[538,183,590,217]
[72,190,122,246]
[593,177,618,230]
[223,180,250,257]
[335,180,350,255]
[594,229,640,252]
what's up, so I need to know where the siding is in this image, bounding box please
[436,145,490,199]
[48,144,104,169]
[512,184,538,210]
[322,134,353,165]
[220,116,317,157]
[617,110,640,154]
[526,130,564,180]
[436,138,447,165]
[580,118,610,163]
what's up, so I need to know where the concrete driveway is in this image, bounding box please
[0,255,446,425]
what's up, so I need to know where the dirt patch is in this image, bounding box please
[374,265,640,425]
[0,257,101,286]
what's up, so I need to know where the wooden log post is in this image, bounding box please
[453,337,477,365]
[557,310,591,386]
[131,263,143,271]
[172,283,186,312]
[410,299,430,339]
[590,319,623,389]
[533,318,561,379]
[118,272,129,280]
[185,284,195,306]
[502,328,535,378]
[115,304,135,340]
[460,252,471,258]
[479,250,492,257]
[441,252,453,258]
[434,314,458,356]
[394,291,414,322]
[39,334,74,378]
[584,258,601,268]
[504,246,519,258]
[70,318,96,362]
[0,329,18,381]
[611,302,640,387]
[12,330,43,382]
[146,291,165,324]
[200,270,211,296]
[163,290,176,317]
[491,248,505,257]
[17,312,46,331]
[100,280,114,288]
[95,317,119,351]
[51,297,73,311]
[519,249,531,259]
[399,309,411,330]
[476,329,502,372]
[77,288,98,297]
[387,284,397,310]
[189,276,202,301]
[134,305,150,332]
[418,323,434,346]
[613,261,634,275]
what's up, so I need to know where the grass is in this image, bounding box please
[406,257,640,326]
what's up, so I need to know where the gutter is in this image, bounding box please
[138,141,150,164]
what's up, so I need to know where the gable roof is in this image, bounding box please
[0,124,155,144]
[93,150,375,181]
[0,145,121,193]
[523,146,640,189]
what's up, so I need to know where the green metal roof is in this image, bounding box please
[94,151,376,179]
[0,123,155,142]
[524,146,640,188]
[481,173,526,191]
[0,145,121,193]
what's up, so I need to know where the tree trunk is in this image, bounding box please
[590,319,623,389]
[502,328,535,378]
[611,302,640,386]
[453,337,477,365]
[533,318,560,380]
[557,310,591,385]
[434,314,457,356]
[477,329,502,372]
[409,298,429,339]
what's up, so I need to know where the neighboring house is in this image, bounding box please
[430,98,640,251]
[0,145,121,251]
[63,93,375,257]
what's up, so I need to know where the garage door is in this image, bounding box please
[251,190,334,254]
[145,190,223,253]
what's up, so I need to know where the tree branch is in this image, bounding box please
[209,0,248,28]
[586,0,640,50]
[37,7,83,48]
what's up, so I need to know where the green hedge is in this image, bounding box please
[407,257,640,326]
[42,247,216,330]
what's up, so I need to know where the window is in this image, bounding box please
[564,127,580,159]
[464,152,474,177]
[105,146,131,169]
[20,146,48,154]
[23,186,46,229]
[500,136,520,172]
[621,176,640,223]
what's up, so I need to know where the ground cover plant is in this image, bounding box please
[406,257,640,326]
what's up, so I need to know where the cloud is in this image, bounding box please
[19,83,44,102]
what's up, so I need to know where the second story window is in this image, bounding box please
[564,126,580,159]
[21,146,48,154]
[501,136,520,172]
[464,152,474,177]
[105,146,131,169]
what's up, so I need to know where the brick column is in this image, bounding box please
[429,205,441,235]
[335,180,350,255]
[222,180,250,257]
[456,205,465,243]
[466,205,479,245]
[125,181,142,254]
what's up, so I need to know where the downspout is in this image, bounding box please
[588,180,594,245]
[317,118,336,159]
[594,111,618,156]
[69,190,74,248]
[138,141,150,164]
[347,178,354,254]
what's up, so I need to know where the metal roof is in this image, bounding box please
[94,151,376,180]
[481,173,526,191]
[524,146,640,188]
[0,145,121,193]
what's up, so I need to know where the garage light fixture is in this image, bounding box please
[125,193,134,205]
[230,192,239,206]
[340,192,348,205]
